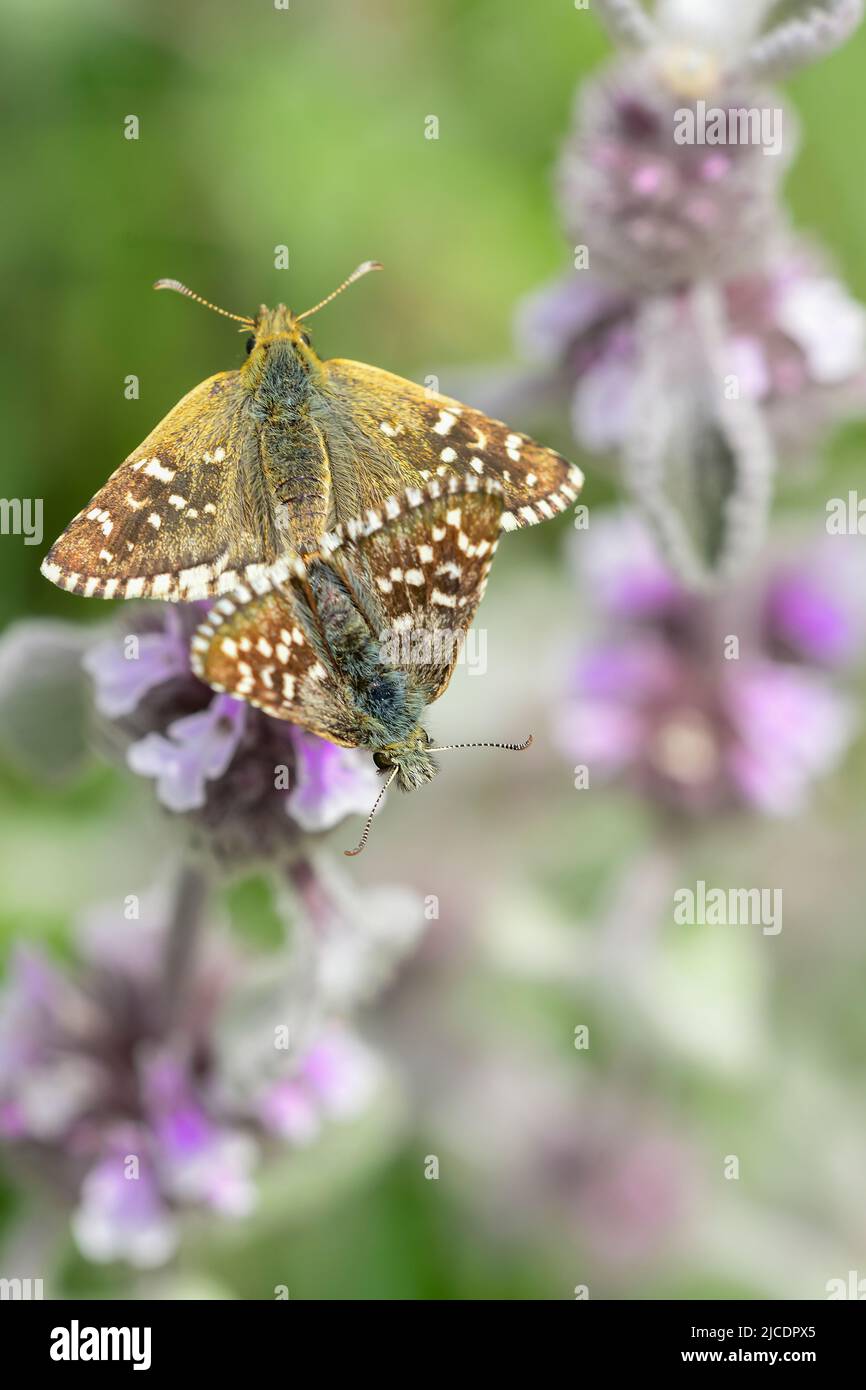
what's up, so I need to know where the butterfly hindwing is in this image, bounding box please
[322,358,583,532]
[41,372,285,601]
[192,477,506,742]
[190,554,363,747]
[322,475,505,703]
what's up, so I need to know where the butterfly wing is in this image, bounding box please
[320,358,583,532]
[322,475,505,704]
[190,555,363,747]
[193,477,504,737]
[41,372,286,601]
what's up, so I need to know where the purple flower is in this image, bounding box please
[557,512,862,818]
[72,1130,178,1268]
[555,55,792,296]
[0,947,102,1142]
[765,565,862,669]
[286,733,380,834]
[434,1053,693,1270]
[505,12,866,582]
[83,608,190,719]
[258,1030,379,1143]
[519,247,866,466]
[0,602,378,862]
[567,1127,690,1268]
[0,875,386,1268]
[127,695,248,813]
[725,663,855,816]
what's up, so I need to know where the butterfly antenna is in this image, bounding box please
[344,766,398,857]
[297,260,383,321]
[153,279,254,327]
[426,734,534,754]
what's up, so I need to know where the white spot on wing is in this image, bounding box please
[431,588,457,608]
[433,410,458,436]
[143,459,175,482]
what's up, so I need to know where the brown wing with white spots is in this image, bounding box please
[322,475,505,703]
[190,555,363,747]
[41,372,284,601]
[321,358,583,533]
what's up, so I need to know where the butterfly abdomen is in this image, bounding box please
[307,562,381,681]
[360,668,422,741]
[305,561,423,740]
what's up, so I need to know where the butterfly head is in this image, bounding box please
[345,731,534,856]
[372,727,438,793]
[245,305,318,363]
[155,263,382,374]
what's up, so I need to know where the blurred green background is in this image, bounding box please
[3,0,866,1300]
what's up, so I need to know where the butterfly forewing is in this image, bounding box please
[41,372,285,601]
[323,359,583,532]
[42,284,583,611]
[323,475,504,703]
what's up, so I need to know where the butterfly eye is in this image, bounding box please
[300,332,312,348]
[245,336,255,355]
[373,751,392,771]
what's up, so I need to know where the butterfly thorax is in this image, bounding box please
[242,307,329,552]
[373,729,439,793]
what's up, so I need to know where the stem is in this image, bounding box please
[286,854,334,935]
[160,863,209,1031]
[595,831,683,988]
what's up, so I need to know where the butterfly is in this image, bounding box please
[41,262,583,602]
[190,474,532,854]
